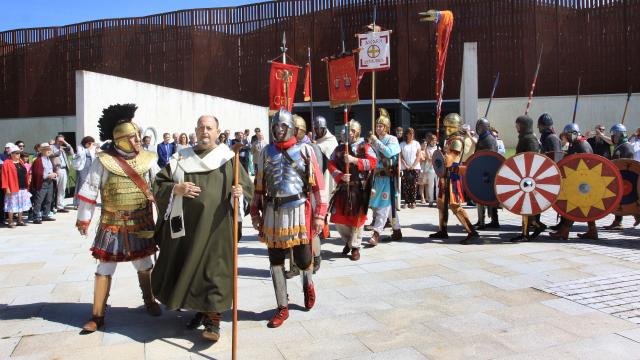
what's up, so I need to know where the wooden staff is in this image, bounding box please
[231,143,243,360]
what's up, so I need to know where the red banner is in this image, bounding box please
[303,62,311,102]
[326,55,359,108]
[269,62,299,111]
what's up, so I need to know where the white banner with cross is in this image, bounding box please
[357,30,391,72]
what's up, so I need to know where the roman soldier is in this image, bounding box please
[250,109,327,328]
[550,123,597,240]
[328,120,377,261]
[75,104,161,333]
[604,124,640,229]
[368,108,403,245]
[428,113,479,244]
[473,117,500,229]
[510,115,546,242]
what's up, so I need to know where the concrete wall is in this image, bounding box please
[76,70,269,143]
[460,42,478,130]
[478,93,640,148]
[0,116,76,149]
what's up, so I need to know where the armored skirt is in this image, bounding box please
[76,150,159,263]
[261,201,310,249]
[91,206,156,262]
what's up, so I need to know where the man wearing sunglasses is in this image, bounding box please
[586,124,612,159]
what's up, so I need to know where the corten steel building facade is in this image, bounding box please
[1,0,639,133]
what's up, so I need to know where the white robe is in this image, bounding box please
[315,131,339,199]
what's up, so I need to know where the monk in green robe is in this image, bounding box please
[152,115,253,342]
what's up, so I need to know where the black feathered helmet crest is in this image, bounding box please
[97,103,141,153]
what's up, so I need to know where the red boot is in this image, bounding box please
[304,284,316,310]
[267,306,289,328]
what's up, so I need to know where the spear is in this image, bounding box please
[484,72,500,118]
[524,43,544,115]
[308,47,315,138]
[370,6,377,134]
[571,77,581,124]
[280,32,291,110]
[621,86,633,125]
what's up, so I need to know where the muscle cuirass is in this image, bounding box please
[444,136,464,165]
[98,151,154,213]
[264,143,308,208]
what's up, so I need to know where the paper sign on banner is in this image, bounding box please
[326,54,359,108]
[357,30,391,72]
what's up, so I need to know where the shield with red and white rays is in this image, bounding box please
[495,152,562,216]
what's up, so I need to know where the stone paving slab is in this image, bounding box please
[538,271,640,324]
[2,200,640,359]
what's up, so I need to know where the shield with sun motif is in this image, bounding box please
[612,159,640,216]
[495,152,562,215]
[552,153,623,222]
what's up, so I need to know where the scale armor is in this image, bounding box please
[264,143,309,208]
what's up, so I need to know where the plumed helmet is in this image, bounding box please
[313,115,327,129]
[293,115,307,133]
[563,123,580,135]
[271,108,295,141]
[475,117,490,134]
[97,103,141,153]
[98,103,138,142]
[537,113,553,128]
[348,119,362,136]
[376,108,391,129]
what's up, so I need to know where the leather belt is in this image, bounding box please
[264,193,306,210]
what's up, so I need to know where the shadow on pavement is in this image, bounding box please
[0,301,275,358]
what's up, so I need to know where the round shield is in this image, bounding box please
[552,153,623,222]
[432,149,446,178]
[495,152,562,216]
[462,151,505,206]
[544,150,565,163]
[612,159,640,216]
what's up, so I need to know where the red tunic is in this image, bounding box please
[328,140,377,227]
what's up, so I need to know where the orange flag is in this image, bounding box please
[303,63,311,102]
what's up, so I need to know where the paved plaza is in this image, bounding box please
[2,202,640,359]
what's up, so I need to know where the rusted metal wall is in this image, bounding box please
[1,0,638,118]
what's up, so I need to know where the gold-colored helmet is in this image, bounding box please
[443,113,462,137]
[97,104,141,154]
[376,108,391,130]
[348,119,362,136]
[113,122,141,153]
[292,115,307,132]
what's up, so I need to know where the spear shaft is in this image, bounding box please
[525,43,544,116]
[571,77,581,124]
[621,86,633,125]
[484,72,500,118]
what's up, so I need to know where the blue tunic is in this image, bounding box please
[369,134,400,208]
